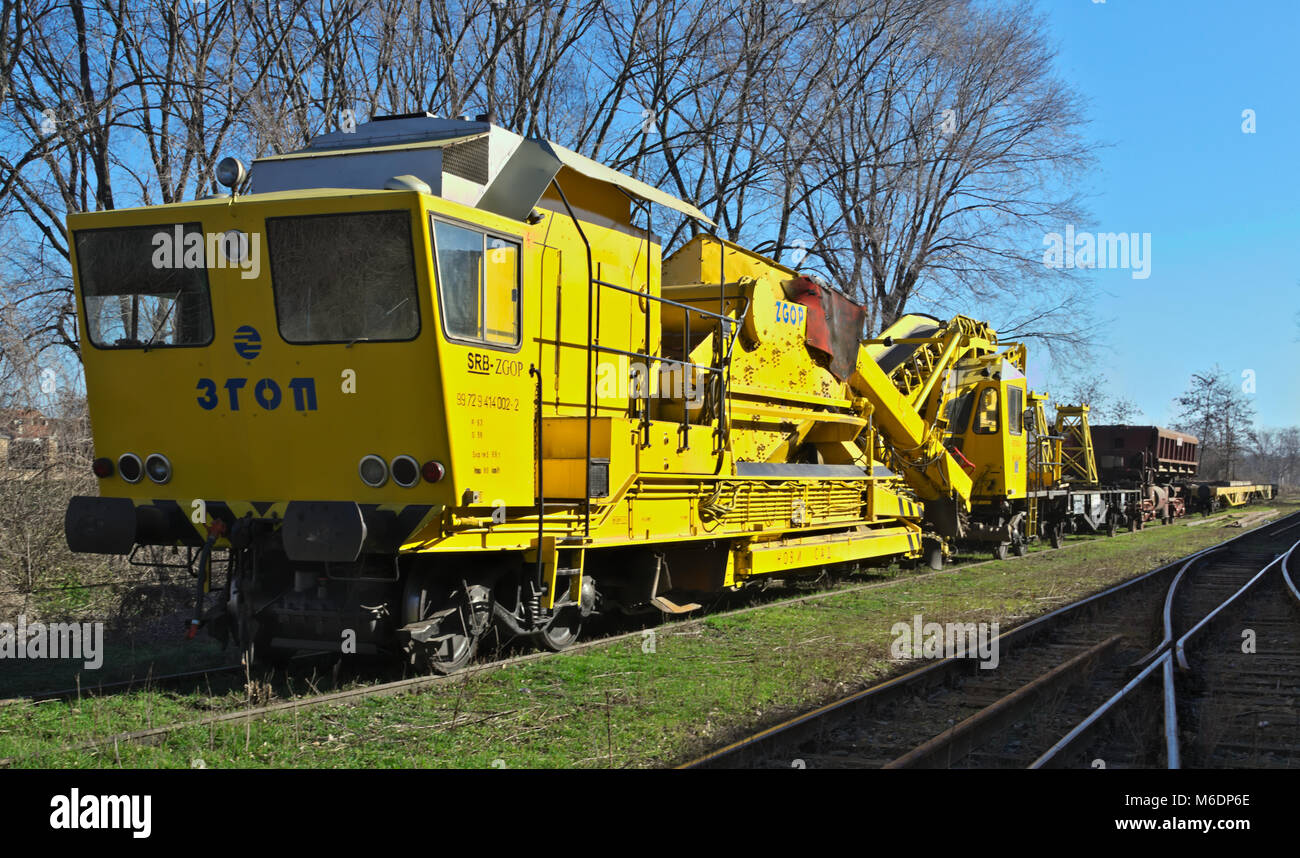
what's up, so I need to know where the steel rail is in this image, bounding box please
[3,545,1058,765]
[882,635,1123,769]
[1163,652,1181,769]
[1030,649,1168,769]
[680,510,1300,768]
[1034,533,1299,769]
[7,664,245,705]
[1173,550,1287,671]
[1283,543,1300,605]
[687,509,1300,769]
[1163,541,1294,767]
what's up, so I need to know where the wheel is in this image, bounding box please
[1106,522,1117,537]
[993,543,1009,561]
[1012,541,1028,557]
[1050,527,1063,549]
[1128,518,1138,533]
[924,541,945,571]
[246,618,293,671]
[403,576,492,675]
[531,604,583,652]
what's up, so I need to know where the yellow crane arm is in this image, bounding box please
[848,349,973,502]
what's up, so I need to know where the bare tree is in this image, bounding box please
[1057,375,1107,413]
[0,1,341,356]
[1175,366,1255,480]
[1107,396,1142,424]
[792,1,1095,349]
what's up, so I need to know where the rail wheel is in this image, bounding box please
[531,604,583,652]
[1012,540,1028,557]
[229,565,288,670]
[404,576,493,675]
[923,540,945,571]
[245,626,293,672]
[993,543,1009,561]
[1106,521,1117,537]
[1049,524,1064,549]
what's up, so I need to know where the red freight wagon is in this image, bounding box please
[1091,425,1199,484]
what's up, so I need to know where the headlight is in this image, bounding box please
[145,453,172,485]
[391,455,419,488]
[359,454,388,488]
[118,453,143,484]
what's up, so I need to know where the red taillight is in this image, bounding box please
[92,457,113,478]
[421,460,446,483]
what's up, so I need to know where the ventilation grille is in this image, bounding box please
[442,137,490,185]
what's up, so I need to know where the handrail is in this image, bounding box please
[549,179,740,532]
[587,275,739,454]
[547,178,594,537]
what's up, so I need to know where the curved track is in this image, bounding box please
[682,510,1300,769]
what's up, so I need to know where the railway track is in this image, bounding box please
[683,510,1300,769]
[7,663,247,705]
[0,553,1015,766]
[2,508,1284,767]
[3,563,919,707]
[5,520,1149,706]
[1034,518,1300,769]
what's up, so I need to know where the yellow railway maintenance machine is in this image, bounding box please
[65,114,1027,670]
[851,313,1052,560]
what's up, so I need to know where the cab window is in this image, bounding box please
[974,387,999,434]
[432,218,520,348]
[74,223,214,349]
[945,390,975,433]
[1008,387,1023,435]
[267,210,420,344]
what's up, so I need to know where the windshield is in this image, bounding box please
[267,210,420,344]
[74,223,214,349]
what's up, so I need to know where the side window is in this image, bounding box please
[432,218,520,348]
[1008,387,1023,435]
[974,386,999,434]
[946,390,975,434]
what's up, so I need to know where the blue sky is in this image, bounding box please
[1027,0,1299,428]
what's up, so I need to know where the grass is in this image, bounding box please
[2,502,1294,769]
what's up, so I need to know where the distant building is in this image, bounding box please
[0,408,91,468]
[1,407,54,440]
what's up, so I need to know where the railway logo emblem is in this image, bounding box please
[234,325,261,359]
